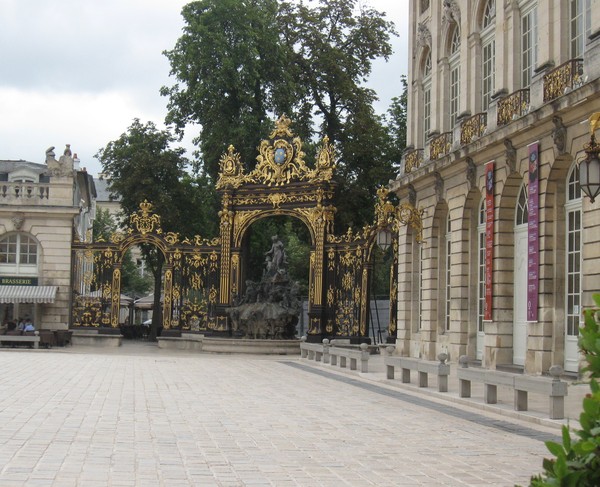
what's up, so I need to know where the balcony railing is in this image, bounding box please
[0,183,50,201]
[497,89,530,126]
[543,58,584,102]
[429,132,453,160]
[460,113,487,146]
[404,149,423,174]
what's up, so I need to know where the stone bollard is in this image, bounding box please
[458,355,470,397]
[359,342,370,373]
[300,335,308,358]
[549,364,563,380]
[322,338,330,364]
[437,353,450,392]
[548,364,567,420]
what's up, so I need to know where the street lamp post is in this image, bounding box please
[580,113,600,203]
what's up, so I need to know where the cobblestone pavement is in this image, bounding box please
[0,343,568,486]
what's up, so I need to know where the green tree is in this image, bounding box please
[161,0,294,179]
[162,0,398,229]
[92,207,152,297]
[92,206,117,242]
[385,75,409,166]
[120,250,153,297]
[95,119,202,340]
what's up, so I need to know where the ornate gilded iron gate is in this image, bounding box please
[71,201,222,331]
[71,115,423,341]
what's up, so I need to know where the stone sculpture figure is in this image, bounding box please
[226,236,300,339]
[264,235,287,276]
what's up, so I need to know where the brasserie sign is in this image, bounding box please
[0,276,38,286]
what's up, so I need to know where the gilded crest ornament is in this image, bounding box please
[130,200,161,235]
[216,145,245,189]
[216,114,336,188]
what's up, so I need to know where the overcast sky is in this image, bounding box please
[0,0,409,177]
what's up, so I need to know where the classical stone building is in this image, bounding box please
[0,146,95,330]
[391,0,600,375]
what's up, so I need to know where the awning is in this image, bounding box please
[0,285,58,303]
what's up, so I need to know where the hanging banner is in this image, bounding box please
[527,142,539,322]
[484,161,494,321]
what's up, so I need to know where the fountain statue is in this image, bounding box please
[226,236,301,339]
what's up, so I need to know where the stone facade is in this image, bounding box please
[0,147,95,331]
[392,0,600,375]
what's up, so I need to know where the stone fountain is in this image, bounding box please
[226,236,301,339]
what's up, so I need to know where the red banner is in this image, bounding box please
[484,161,494,321]
[527,143,539,322]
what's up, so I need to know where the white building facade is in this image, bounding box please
[391,0,600,375]
[0,146,95,331]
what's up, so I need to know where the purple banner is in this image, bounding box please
[527,142,539,322]
[484,161,494,321]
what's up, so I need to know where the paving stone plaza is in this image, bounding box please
[0,344,587,487]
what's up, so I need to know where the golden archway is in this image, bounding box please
[71,116,423,342]
[215,115,423,342]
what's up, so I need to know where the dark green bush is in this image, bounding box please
[527,294,600,486]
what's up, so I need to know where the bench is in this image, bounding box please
[381,346,450,392]
[457,356,568,420]
[328,342,370,372]
[299,338,328,363]
[0,331,40,349]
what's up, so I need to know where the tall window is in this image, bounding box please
[516,185,529,225]
[521,4,537,89]
[423,52,432,145]
[0,234,38,270]
[481,0,496,111]
[477,199,486,336]
[565,165,582,339]
[449,27,461,128]
[445,214,452,332]
[570,0,591,58]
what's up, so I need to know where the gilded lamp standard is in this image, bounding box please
[580,112,600,203]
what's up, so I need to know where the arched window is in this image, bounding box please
[481,0,496,111]
[571,0,591,58]
[449,26,461,128]
[0,234,38,268]
[515,185,529,226]
[423,51,432,145]
[520,2,537,89]
[445,214,452,332]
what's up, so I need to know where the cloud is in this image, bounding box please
[0,0,408,176]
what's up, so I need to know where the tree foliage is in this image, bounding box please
[161,0,293,179]
[162,0,398,229]
[527,294,600,486]
[92,206,118,242]
[385,75,409,165]
[95,119,218,340]
[93,207,153,297]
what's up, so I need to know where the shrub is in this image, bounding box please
[527,294,600,486]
